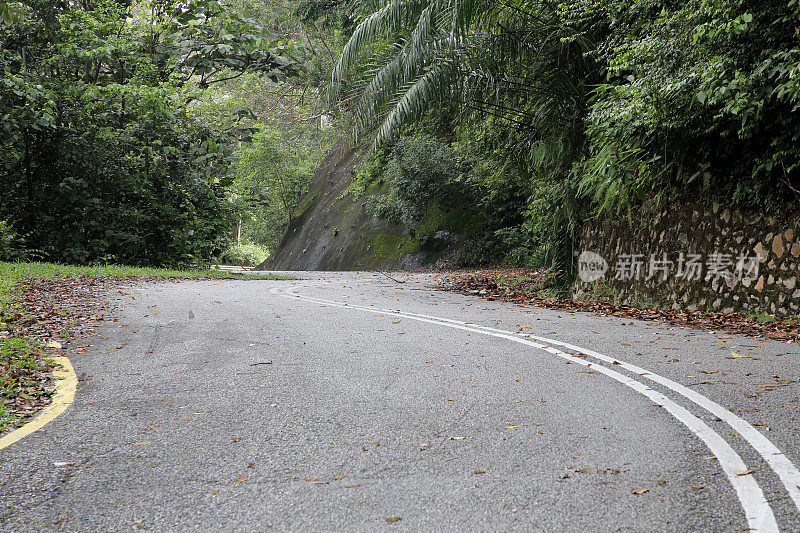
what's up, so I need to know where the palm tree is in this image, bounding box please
[330,0,597,273]
[330,0,595,159]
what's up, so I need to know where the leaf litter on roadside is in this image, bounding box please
[0,276,142,433]
[438,270,800,341]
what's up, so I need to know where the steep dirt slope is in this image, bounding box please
[256,141,462,271]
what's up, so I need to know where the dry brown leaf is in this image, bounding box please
[386,517,402,523]
[233,477,248,483]
[631,488,649,495]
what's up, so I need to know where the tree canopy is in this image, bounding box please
[0,0,342,265]
[331,0,800,271]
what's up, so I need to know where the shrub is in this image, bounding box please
[218,243,270,267]
[0,221,17,261]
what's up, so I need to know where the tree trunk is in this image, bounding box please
[233,217,242,244]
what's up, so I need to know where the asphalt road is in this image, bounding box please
[2,272,800,532]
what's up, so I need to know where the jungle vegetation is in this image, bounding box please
[331,0,800,272]
[2,0,799,271]
[0,0,345,266]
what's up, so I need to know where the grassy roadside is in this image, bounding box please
[0,262,293,432]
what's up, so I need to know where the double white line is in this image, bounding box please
[276,285,800,532]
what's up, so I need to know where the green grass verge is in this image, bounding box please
[0,262,294,432]
[0,262,292,311]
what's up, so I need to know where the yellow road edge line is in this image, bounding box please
[0,355,77,451]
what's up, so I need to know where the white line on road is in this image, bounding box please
[279,286,785,532]
[391,311,800,517]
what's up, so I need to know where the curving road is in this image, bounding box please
[2,272,800,531]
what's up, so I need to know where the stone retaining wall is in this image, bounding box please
[574,201,800,317]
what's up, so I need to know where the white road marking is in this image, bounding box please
[393,311,800,516]
[280,286,784,532]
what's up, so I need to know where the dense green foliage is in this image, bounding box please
[5,0,797,272]
[0,0,329,266]
[333,0,800,271]
[218,241,269,266]
[231,127,332,250]
[363,134,477,225]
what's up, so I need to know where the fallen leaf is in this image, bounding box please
[505,424,522,429]
[132,440,152,446]
[473,470,486,475]
[631,488,649,495]
[233,477,248,483]
[692,485,704,490]
[53,518,68,525]
[334,475,345,480]
[386,517,402,523]
[737,469,754,476]
[728,351,751,358]
[657,480,667,485]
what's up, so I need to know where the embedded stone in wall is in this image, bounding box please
[773,234,784,258]
[754,242,767,262]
